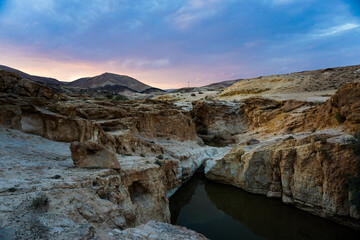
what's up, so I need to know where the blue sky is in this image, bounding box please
[0,0,359,88]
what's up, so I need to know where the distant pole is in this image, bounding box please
[187,81,190,88]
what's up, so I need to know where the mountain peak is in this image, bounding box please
[68,72,151,92]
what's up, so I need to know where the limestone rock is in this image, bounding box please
[113,220,208,240]
[236,83,360,135]
[70,141,120,169]
[0,70,56,99]
[191,100,249,144]
[205,133,360,229]
[0,128,177,239]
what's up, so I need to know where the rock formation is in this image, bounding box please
[70,141,120,169]
[191,100,248,145]
[0,70,217,239]
[1,66,360,239]
[0,127,202,239]
[199,82,360,229]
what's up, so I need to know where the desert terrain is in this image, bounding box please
[1,64,360,239]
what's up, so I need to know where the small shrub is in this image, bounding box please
[191,93,196,97]
[98,190,111,201]
[114,95,129,101]
[140,153,145,157]
[105,94,113,99]
[31,194,49,210]
[313,135,327,144]
[155,159,163,166]
[8,187,16,192]
[198,91,203,94]
[156,154,164,160]
[335,111,346,123]
[102,127,111,132]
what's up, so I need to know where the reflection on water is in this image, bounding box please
[170,174,360,240]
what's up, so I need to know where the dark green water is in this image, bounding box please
[170,174,360,240]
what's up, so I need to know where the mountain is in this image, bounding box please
[0,65,62,85]
[68,72,151,92]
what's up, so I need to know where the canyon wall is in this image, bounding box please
[198,83,360,229]
[0,70,210,239]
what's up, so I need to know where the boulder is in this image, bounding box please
[70,141,120,169]
[191,100,248,144]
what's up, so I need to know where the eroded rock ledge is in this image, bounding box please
[0,70,217,239]
[195,83,360,229]
[0,127,210,239]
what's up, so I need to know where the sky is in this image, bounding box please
[0,0,359,89]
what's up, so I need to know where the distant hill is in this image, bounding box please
[0,65,62,85]
[220,64,360,98]
[202,79,242,90]
[0,65,161,93]
[171,79,242,93]
[68,72,151,92]
[95,84,138,93]
[140,87,166,94]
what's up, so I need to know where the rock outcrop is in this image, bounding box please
[114,220,207,240]
[70,141,120,169]
[236,82,360,135]
[0,70,196,157]
[0,70,219,239]
[0,128,199,239]
[190,81,360,229]
[191,100,248,145]
[2,67,360,237]
[205,132,360,228]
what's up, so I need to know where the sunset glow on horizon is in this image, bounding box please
[0,0,359,89]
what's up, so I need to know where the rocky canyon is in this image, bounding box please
[1,65,360,239]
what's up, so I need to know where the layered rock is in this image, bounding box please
[191,100,248,145]
[0,70,196,159]
[297,82,360,132]
[237,82,360,135]
[0,70,218,238]
[73,99,196,141]
[70,141,120,169]
[205,133,360,228]
[188,82,360,229]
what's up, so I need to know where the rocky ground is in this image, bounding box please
[0,70,227,239]
[1,66,360,239]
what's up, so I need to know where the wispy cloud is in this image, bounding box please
[121,58,170,69]
[170,0,226,30]
[0,0,360,88]
[312,23,360,38]
[264,0,302,5]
